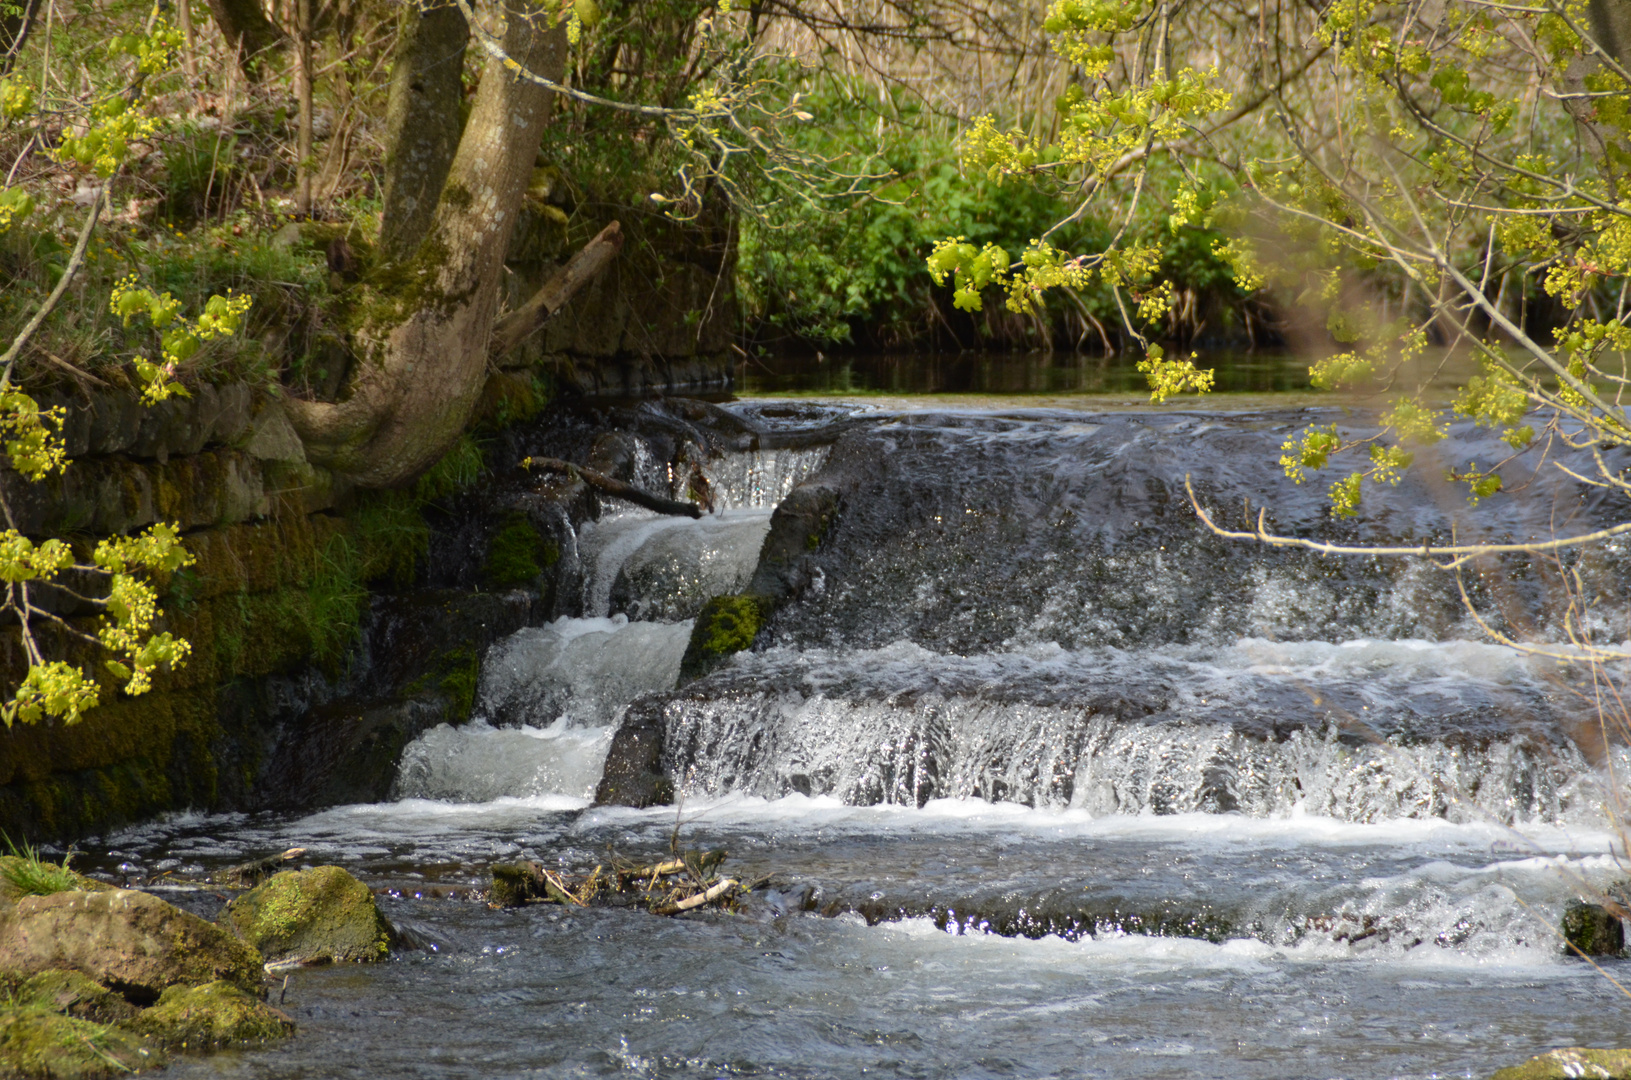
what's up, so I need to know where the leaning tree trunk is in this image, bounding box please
[285,7,568,488]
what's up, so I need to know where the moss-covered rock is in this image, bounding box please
[10,970,137,1024]
[219,866,391,965]
[488,864,536,908]
[0,1006,164,1078]
[0,859,109,906]
[120,980,294,1051]
[0,889,265,1002]
[677,593,771,684]
[482,513,555,589]
[1562,901,1625,957]
[1490,1047,1631,1079]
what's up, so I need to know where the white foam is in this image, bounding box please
[395,720,614,802]
[477,616,693,728]
[573,793,1626,856]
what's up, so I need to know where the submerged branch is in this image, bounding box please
[489,849,746,915]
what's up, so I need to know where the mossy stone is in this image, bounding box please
[677,593,771,683]
[1490,1047,1631,1079]
[0,889,265,1001]
[1562,901,1625,957]
[220,866,392,965]
[489,864,534,908]
[482,514,554,589]
[0,1005,165,1078]
[120,980,294,1051]
[12,970,137,1024]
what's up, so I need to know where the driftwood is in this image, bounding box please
[216,848,306,888]
[522,456,704,518]
[491,221,624,358]
[488,848,752,916]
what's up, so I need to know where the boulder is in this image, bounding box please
[1562,901,1625,957]
[1490,1047,1631,1079]
[0,1006,164,1078]
[0,890,264,1003]
[219,866,391,965]
[8,970,137,1024]
[121,981,295,1051]
[0,857,109,905]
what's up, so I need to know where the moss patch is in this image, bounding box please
[482,513,555,590]
[220,865,392,965]
[0,853,102,902]
[1491,1048,1631,1079]
[120,981,294,1051]
[11,970,137,1025]
[437,648,479,724]
[678,594,772,683]
[0,1005,164,1078]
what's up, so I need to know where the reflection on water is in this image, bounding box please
[735,349,1488,399]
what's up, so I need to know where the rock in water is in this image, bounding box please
[0,889,265,1001]
[1562,901,1625,957]
[122,981,295,1050]
[7,969,138,1023]
[0,1007,163,1078]
[220,866,392,965]
[1490,1047,1631,1079]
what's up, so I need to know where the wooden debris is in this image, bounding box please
[488,849,745,915]
[521,455,705,518]
[216,848,306,888]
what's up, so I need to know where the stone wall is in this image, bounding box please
[498,202,737,396]
[0,386,318,837]
[0,196,739,843]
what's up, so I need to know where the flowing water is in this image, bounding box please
[84,396,1631,1079]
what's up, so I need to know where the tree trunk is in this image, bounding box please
[204,0,283,71]
[378,1,469,263]
[285,7,567,488]
[292,0,313,216]
[1,0,40,78]
[1588,0,1631,66]
[1567,0,1631,181]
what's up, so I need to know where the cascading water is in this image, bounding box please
[392,442,831,804]
[91,400,1631,1080]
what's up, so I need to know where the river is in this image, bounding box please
[76,373,1631,1078]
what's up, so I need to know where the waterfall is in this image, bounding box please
[400,404,1631,827]
[394,441,831,802]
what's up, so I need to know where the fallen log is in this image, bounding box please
[217,848,306,888]
[521,456,704,518]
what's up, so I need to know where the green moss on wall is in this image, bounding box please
[482,513,554,589]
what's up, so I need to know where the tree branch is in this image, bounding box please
[526,456,704,518]
[1185,475,1631,567]
[0,190,103,390]
[490,221,624,357]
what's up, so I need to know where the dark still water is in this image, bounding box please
[85,394,1631,1079]
[735,350,1316,397]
